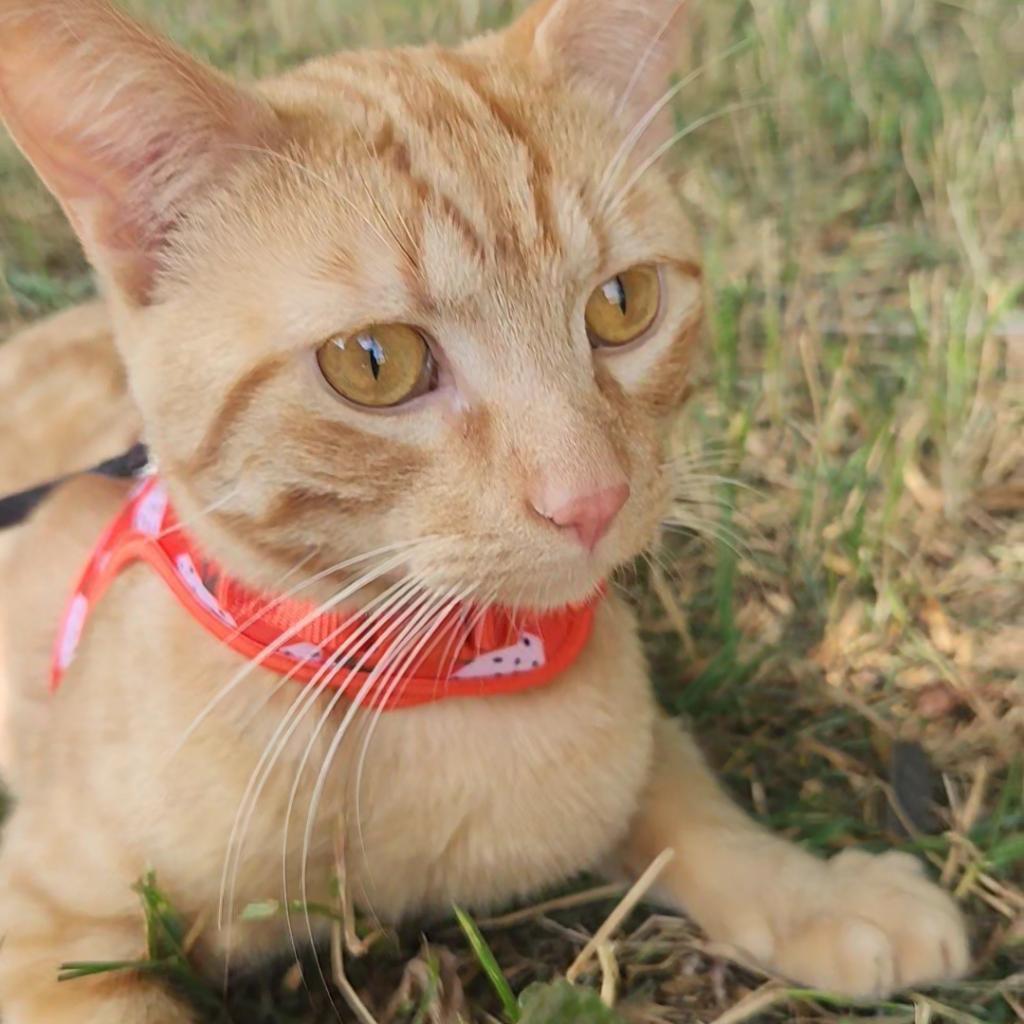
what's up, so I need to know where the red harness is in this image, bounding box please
[51,477,598,709]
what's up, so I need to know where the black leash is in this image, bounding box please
[0,442,149,530]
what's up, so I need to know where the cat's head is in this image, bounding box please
[0,0,701,611]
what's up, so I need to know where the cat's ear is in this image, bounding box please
[0,0,281,306]
[507,0,688,152]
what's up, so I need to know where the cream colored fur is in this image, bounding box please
[0,303,135,769]
[0,1,969,1020]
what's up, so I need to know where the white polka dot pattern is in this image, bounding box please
[56,593,89,671]
[452,632,546,680]
[174,553,237,627]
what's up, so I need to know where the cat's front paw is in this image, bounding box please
[729,848,970,999]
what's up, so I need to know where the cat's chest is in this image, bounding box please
[62,578,654,932]
[340,605,656,920]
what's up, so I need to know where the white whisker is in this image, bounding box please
[600,36,754,208]
[349,122,419,265]
[613,1,686,120]
[606,98,769,214]
[156,485,240,540]
[217,573,428,939]
[216,577,418,977]
[171,538,433,756]
[661,516,751,561]
[217,574,442,981]
[350,580,488,873]
[288,585,468,1000]
[660,446,737,473]
[669,472,759,495]
[226,143,401,257]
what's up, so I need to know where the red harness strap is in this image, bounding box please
[51,477,599,709]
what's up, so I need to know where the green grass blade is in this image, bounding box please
[58,958,160,981]
[453,905,520,1022]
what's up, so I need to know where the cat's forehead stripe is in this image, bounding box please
[435,51,560,253]
[308,53,569,263]
[273,52,636,303]
[281,70,487,288]
[399,99,521,261]
[369,118,487,267]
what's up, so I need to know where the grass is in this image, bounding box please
[1,0,1022,1021]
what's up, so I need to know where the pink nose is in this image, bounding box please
[531,481,631,552]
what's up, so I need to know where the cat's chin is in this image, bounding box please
[503,577,605,614]
[465,556,614,613]
[394,531,652,612]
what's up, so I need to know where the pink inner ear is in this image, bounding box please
[0,0,280,306]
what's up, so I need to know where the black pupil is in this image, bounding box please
[616,278,627,315]
[359,335,386,380]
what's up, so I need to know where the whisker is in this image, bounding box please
[217,574,442,981]
[348,123,419,267]
[289,586,467,1003]
[221,539,447,732]
[669,471,759,493]
[272,549,319,586]
[172,538,434,755]
[351,580,492,868]
[661,516,751,561]
[366,582,495,926]
[216,578,417,973]
[660,446,738,472]
[156,485,240,540]
[613,1,684,121]
[293,582,464,875]
[226,143,400,256]
[661,455,735,475]
[225,535,442,644]
[670,488,736,505]
[605,97,770,214]
[662,457,743,486]
[643,544,681,583]
[217,574,429,938]
[663,505,748,538]
[600,34,755,207]
[669,506,768,560]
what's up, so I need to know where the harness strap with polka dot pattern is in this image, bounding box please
[51,476,599,709]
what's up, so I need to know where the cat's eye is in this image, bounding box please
[316,324,435,408]
[585,265,661,347]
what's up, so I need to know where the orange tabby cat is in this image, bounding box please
[0,1,969,1021]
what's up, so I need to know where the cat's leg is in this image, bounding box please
[0,816,195,1024]
[620,716,969,998]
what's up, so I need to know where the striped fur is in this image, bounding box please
[0,3,969,1020]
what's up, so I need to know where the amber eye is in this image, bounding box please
[316,324,434,408]
[585,265,661,347]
